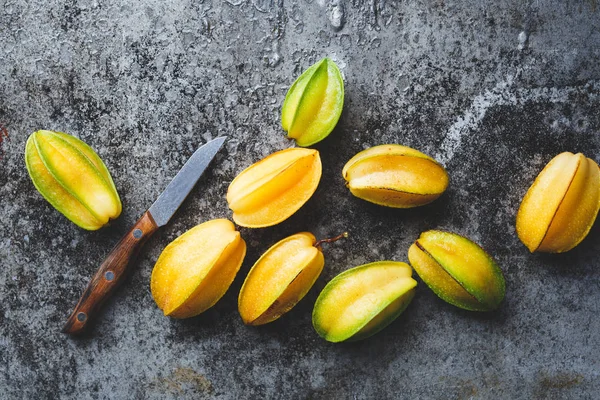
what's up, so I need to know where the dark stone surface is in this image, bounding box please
[1,0,599,398]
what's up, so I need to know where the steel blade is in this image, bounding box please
[148,136,226,227]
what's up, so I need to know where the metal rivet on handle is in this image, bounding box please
[77,312,87,322]
[133,229,143,239]
[105,271,115,281]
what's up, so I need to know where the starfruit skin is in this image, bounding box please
[408,231,505,312]
[24,130,122,230]
[238,232,324,325]
[516,152,600,253]
[342,144,449,208]
[312,261,417,343]
[226,148,322,228]
[151,219,246,318]
[281,58,344,147]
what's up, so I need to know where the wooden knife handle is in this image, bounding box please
[62,211,159,335]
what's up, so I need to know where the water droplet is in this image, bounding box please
[318,30,331,46]
[225,0,245,5]
[319,0,346,31]
[182,31,194,47]
[227,139,240,156]
[263,44,282,68]
[339,34,352,50]
[370,37,382,48]
[517,31,529,50]
[328,53,347,71]
[398,75,410,92]
[252,0,271,13]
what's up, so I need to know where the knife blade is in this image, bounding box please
[62,136,226,335]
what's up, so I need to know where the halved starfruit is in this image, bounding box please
[312,261,417,342]
[239,232,346,325]
[516,152,600,253]
[226,148,322,228]
[239,232,324,325]
[151,219,246,318]
[25,130,121,230]
[408,230,505,311]
[282,57,344,147]
[342,144,449,208]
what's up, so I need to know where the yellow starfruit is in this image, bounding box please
[25,130,121,230]
[238,231,346,326]
[408,230,505,311]
[342,144,449,208]
[151,219,246,318]
[226,148,322,228]
[516,152,600,253]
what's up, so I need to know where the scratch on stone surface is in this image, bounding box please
[147,367,214,396]
[437,77,600,166]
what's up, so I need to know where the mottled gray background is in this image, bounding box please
[1,0,599,399]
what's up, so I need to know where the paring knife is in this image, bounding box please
[63,136,226,335]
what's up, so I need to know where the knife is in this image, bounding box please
[63,136,226,335]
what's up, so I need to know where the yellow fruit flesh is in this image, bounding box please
[313,262,416,342]
[413,231,505,311]
[151,219,245,317]
[538,156,600,252]
[169,237,246,318]
[516,152,579,252]
[228,150,316,213]
[227,148,322,228]
[408,241,482,310]
[34,131,120,224]
[239,233,324,325]
[25,136,103,230]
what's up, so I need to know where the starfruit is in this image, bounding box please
[516,152,600,253]
[24,130,122,230]
[408,230,505,312]
[226,148,322,228]
[281,57,344,147]
[238,232,346,325]
[151,219,246,318]
[312,261,417,343]
[342,144,449,208]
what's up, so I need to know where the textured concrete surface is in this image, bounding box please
[1,0,599,399]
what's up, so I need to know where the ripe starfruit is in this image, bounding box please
[151,219,246,318]
[25,130,121,230]
[238,232,346,325]
[226,148,322,228]
[408,230,505,311]
[516,152,600,253]
[342,144,449,208]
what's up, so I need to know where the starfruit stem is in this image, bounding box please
[314,232,349,248]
